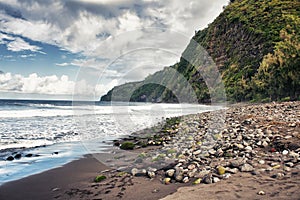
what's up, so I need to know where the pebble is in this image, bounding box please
[226,168,239,174]
[203,174,213,184]
[240,163,254,172]
[193,178,202,184]
[285,162,294,167]
[213,177,220,183]
[183,177,189,183]
[121,102,300,186]
[164,178,171,185]
[282,150,289,155]
[217,166,226,175]
[166,169,175,177]
[258,190,265,195]
[147,171,156,179]
[258,160,265,165]
[188,164,196,170]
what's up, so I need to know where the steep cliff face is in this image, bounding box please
[101,0,300,103]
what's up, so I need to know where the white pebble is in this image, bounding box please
[282,150,289,155]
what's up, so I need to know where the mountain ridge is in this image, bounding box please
[101,0,300,103]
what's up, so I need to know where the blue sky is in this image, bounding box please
[0,0,228,100]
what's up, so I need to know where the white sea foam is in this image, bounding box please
[0,101,224,185]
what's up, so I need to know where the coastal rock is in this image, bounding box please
[14,153,22,159]
[213,177,220,183]
[187,169,197,178]
[188,164,196,170]
[163,178,171,185]
[258,160,265,165]
[282,150,289,155]
[183,177,189,183]
[193,178,202,185]
[166,169,175,177]
[203,174,213,184]
[147,171,156,179]
[6,156,14,161]
[217,166,226,175]
[226,168,239,174]
[131,168,146,177]
[230,159,244,168]
[258,191,265,195]
[240,163,254,172]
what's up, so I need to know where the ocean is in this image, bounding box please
[0,99,222,185]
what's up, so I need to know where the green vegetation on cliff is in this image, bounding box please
[101,0,300,103]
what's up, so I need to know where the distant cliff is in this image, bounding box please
[101,0,300,103]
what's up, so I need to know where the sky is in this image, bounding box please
[0,0,228,100]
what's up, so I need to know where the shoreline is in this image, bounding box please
[0,101,299,199]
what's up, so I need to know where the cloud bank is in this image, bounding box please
[0,72,110,99]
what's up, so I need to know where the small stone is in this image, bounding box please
[213,177,220,183]
[223,173,231,179]
[282,150,289,155]
[147,171,156,179]
[188,164,196,170]
[258,191,265,195]
[166,169,175,177]
[152,189,159,193]
[175,174,184,182]
[187,169,197,178]
[131,168,146,176]
[216,148,223,156]
[283,166,291,172]
[164,178,171,185]
[193,178,202,184]
[245,146,252,152]
[226,168,239,174]
[183,177,189,183]
[240,163,254,172]
[258,160,265,165]
[235,144,244,149]
[262,141,268,147]
[203,174,213,184]
[230,159,244,168]
[251,170,260,175]
[257,141,262,146]
[265,167,273,172]
[208,149,216,155]
[147,167,157,172]
[193,150,201,155]
[289,151,299,159]
[285,162,294,167]
[272,165,281,169]
[271,173,284,179]
[52,188,60,192]
[196,170,210,178]
[131,168,138,176]
[217,166,226,175]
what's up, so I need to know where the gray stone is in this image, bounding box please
[203,174,213,184]
[240,163,254,172]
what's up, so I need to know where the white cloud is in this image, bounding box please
[55,62,69,67]
[0,72,106,98]
[6,37,41,52]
